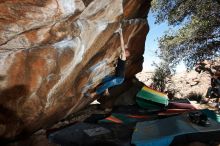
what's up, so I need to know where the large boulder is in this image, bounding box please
[0,0,151,140]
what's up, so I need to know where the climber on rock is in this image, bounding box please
[85,27,130,98]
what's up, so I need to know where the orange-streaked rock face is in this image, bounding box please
[0,0,151,139]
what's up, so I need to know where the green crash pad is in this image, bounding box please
[136,86,169,110]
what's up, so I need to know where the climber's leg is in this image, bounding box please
[96,77,124,95]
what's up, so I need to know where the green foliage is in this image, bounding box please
[152,0,220,69]
[151,62,171,92]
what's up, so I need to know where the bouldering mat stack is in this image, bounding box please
[136,86,169,110]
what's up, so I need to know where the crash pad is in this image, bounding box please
[99,113,153,124]
[158,109,193,116]
[132,111,220,146]
[168,102,196,109]
[201,109,220,123]
[136,86,169,110]
[48,122,133,146]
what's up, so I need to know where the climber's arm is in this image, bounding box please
[119,28,126,61]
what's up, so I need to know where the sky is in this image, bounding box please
[143,11,186,73]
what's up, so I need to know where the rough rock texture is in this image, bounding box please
[0,0,151,140]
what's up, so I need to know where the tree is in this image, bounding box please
[151,0,220,69]
[151,62,171,92]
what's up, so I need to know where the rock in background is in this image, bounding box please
[0,0,151,140]
[137,58,220,98]
[136,71,154,86]
[137,71,211,98]
[166,71,211,98]
[167,59,220,98]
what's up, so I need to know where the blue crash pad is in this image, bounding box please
[132,111,220,146]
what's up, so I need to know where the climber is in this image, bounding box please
[85,27,130,98]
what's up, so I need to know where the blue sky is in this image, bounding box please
[143,11,186,73]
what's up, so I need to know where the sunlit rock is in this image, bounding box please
[0,0,151,139]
